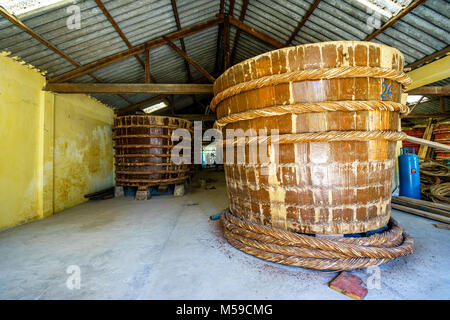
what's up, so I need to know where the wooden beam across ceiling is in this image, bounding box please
[170,0,193,82]
[364,0,428,41]
[404,113,450,119]
[0,6,133,106]
[164,37,215,82]
[285,0,321,46]
[48,16,223,83]
[406,86,450,96]
[230,0,249,64]
[44,83,214,94]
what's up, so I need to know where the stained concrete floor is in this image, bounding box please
[0,170,449,300]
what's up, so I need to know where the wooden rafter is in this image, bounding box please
[228,0,236,15]
[365,0,427,41]
[48,17,223,83]
[144,49,150,84]
[44,83,214,94]
[223,15,231,70]
[170,0,192,82]
[214,0,226,75]
[221,14,284,49]
[285,0,321,46]
[406,46,450,70]
[0,6,132,105]
[95,0,157,83]
[404,113,450,118]
[407,86,450,95]
[230,0,249,64]
[164,37,215,83]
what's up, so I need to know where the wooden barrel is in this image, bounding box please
[113,115,193,187]
[211,41,410,234]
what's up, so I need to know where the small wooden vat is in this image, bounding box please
[113,115,193,188]
[212,41,410,234]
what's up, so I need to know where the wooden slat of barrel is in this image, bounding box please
[113,115,193,187]
[213,41,407,234]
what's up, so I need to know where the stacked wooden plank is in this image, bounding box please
[433,124,450,161]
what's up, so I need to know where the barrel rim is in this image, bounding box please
[114,114,193,125]
[214,40,405,92]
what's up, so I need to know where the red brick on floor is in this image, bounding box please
[329,272,368,300]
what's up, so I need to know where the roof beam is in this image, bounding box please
[230,0,249,64]
[44,83,214,94]
[406,86,450,96]
[406,46,450,70]
[365,0,427,41]
[164,37,215,82]
[404,113,450,119]
[214,0,226,75]
[223,15,231,70]
[285,0,321,46]
[170,0,193,82]
[144,49,150,83]
[48,17,223,83]
[220,14,284,49]
[0,6,132,105]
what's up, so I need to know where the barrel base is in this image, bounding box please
[229,206,392,235]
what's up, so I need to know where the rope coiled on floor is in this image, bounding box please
[221,209,414,271]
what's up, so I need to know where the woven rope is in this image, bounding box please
[211,66,411,111]
[220,130,406,147]
[214,101,408,129]
[221,209,413,271]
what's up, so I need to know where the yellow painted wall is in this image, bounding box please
[0,53,114,231]
[0,55,46,229]
[53,94,114,212]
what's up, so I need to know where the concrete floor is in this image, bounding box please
[0,170,449,300]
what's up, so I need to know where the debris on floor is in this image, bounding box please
[84,187,115,200]
[184,203,199,207]
[210,213,221,220]
[328,272,368,300]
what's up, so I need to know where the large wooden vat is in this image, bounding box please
[211,41,410,234]
[113,115,193,187]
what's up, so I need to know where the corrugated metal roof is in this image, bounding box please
[0,0,448,112]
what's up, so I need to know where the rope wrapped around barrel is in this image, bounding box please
[221,209,414,271]
[211,66,412,112]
